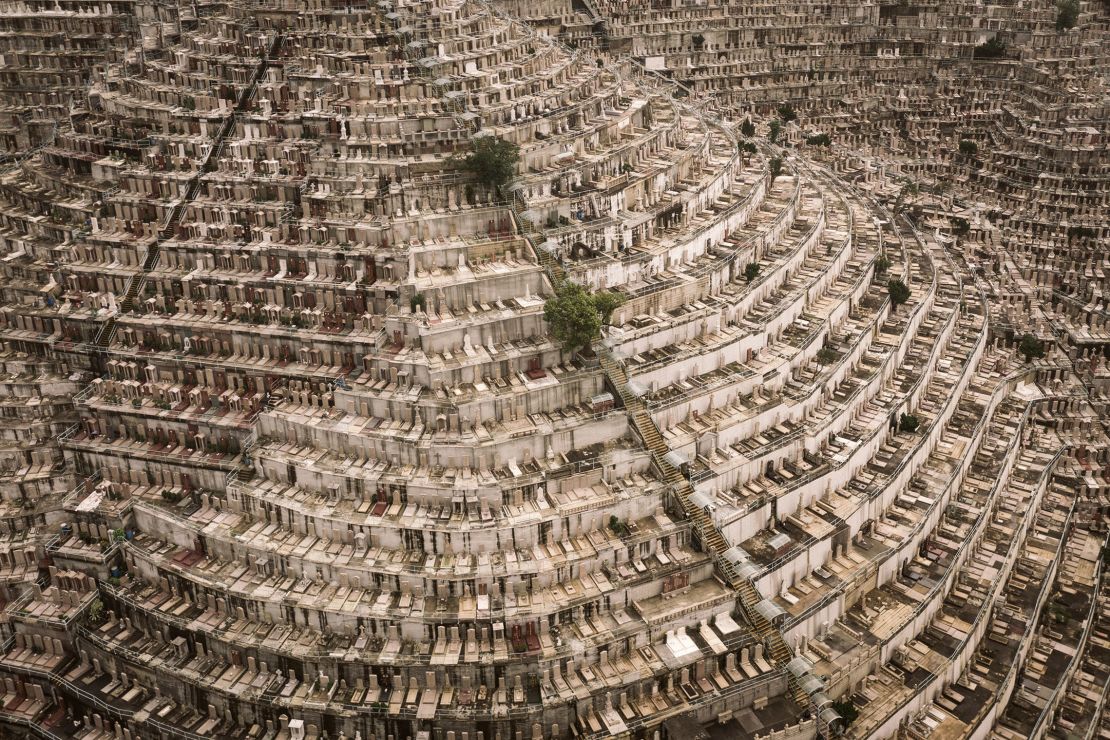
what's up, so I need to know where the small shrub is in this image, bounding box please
[1067,225,1096,240]
[458,136,520,192]
[899,413,920,434]
[974,37,1007,59]
[888,279,911,309]
[1057,0,1079,30]
[1019,333,1045,362]
[544,281,608,353]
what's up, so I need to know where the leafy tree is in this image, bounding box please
[888,279,911,309]
[744,262,761,283]
[1019,333,1046,362]
[832,700,860,728]
[899,413,920,434]
[953,217,971,237]
[410,292,427,313]
[892,179,918,215]
[592,290,625,324]
[691,33,706,49]
[769,157,783,180]
[777,103,798,122]
[544,282,624,353]
[959,139,978,156]
[1057,0,1079,30]
[816,347,837,366]
[1067,225,1096,240]
[974,37,1007,59]
[806,133,831,147]
[740,118,756,137]
[769,120,782,145]
[458,136,520,192]
[740,141,757,155]
[875,255,891,274]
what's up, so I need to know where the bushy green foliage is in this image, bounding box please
[769,120,782,145]
[888,279,911,309]
[458,136,520,191]
[769,157,783,180]
[1057,0,1079,30]
[899,413,920,434]
[959,139,978,156]
[974,37,1007,59]
[1020,333,1046,362]
[544,282,624,353]
[832,700,860,727]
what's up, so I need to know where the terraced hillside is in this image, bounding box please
[0,0,1104,738]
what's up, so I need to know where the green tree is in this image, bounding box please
[691,33,706,49]
[959,139,978,156]
[805,133,831,147]
[974,37,1007,59]
[893,179,919,215]
[458,136,520,192]
[953,217,971,237]
[769,157,783,180]
[875,255,891,274]
[816,347,837,366]
[777,103,797,122]
[544,282,624,353]
[832,700,860,728]
[1057,0,1079,29]
[1019,333,1046,362]
[1067,225,1096,240]
[888,279,911,310]
[769,120,782,145]
[592,290,625,324]
[899,413,920,434]
[744,262,761,283]
[740,118,756,137]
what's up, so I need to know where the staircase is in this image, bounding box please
[91,32,284,351]
[93,318,116,348]
[511,190,566,284]
[120,275,146,313]
[599,349,809,705]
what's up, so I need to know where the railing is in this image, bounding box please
[1027,535,1108,738]
[848,392,1065,737]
